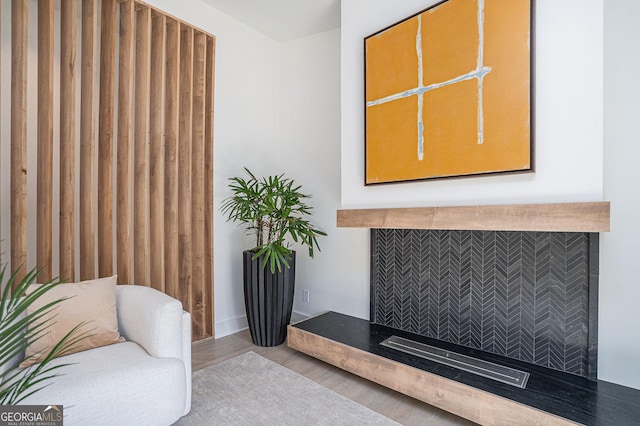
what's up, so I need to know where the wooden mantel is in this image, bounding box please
[337,201,610,233]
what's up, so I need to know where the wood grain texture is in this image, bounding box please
[80,0,97,281]
[60,0,77,282]
[288,327,576,426]
[149,11,166,291]
[133,6,151,286]
[191,32,207,339]
[116,0,134,284]
[192,329,473,426]
[98,0,117,277]
[178,25,193,313]
[11,0,28,285]
[37,0,54,281]
[3,0,214,340]
[130,0,215,39]
[336,202,611,233]
[204,35,216,337]
[164,18,180,300]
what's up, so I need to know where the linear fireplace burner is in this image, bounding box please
[380,336,530,389]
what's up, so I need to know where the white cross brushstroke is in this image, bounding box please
[476,0,486,145]
[367,0,491,160]
[416,15,425,160]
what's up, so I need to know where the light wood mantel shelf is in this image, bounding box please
[337,201,610,233]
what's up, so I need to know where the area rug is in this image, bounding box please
[174,351,400,425]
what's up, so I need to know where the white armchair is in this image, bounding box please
[21,285,192,426]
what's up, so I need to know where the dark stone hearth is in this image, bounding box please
[291,312,640,426]
[370,229,598,378]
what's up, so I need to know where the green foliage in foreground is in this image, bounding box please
[0,265,87,405]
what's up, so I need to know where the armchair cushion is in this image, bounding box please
[116,285,183,359]
[21,341,186,425]
[19,285,191,425]
[20,275,124,368]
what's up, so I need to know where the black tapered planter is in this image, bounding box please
[243,250,296,347]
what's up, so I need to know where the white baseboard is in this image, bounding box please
[215,315,248,338]
[291,311,311,324]
[215,311,312,338]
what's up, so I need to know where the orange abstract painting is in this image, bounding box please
[365,0,532,184]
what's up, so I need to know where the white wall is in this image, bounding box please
[5,0,635,391]
[0,0,281,336]
[338,0,640,391]
[158,1,359,334]
[0,0,282,339]
[279,29,370,320]
[154,0,640,391]
[601,0,640,390]
[341,0,604,208]
[138,0,283,337]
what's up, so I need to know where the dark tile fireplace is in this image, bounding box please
[370,228,599,380]
[290,202,640,424]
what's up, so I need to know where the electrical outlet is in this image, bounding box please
[302,289,310,303]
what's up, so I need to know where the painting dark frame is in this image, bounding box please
[363,0,536,186]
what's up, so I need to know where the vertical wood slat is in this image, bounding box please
[191,32,207,339]
[134,6,151,286]
[149,11,166,291]
[204,36,216,337]
[3,0,216,339]
[178,25,194,314]
[60,0,77,282]
[164,18,180,300]
[117,0,134,284]
[80,0,98,281]
[98,0,116,278]
[37,0,54,282]
[11,0,28,287]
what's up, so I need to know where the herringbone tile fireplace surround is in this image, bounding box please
[289,203,614,424]
[370,229,599,379]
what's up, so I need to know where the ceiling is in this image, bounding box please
[200,0,341,42]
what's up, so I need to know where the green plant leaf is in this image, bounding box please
[221,167,326,272]
[0,265,89,405]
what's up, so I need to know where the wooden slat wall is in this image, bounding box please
[178,25,194,315]
[204,36,215,338]
[2,1,216,340]
[60,0,77,282]
[191,32,207,339]
[133,5,151,287]
[37,0,54,282]
[80,0,97,281]
[10,0,28,287]
[164,18,180,301]
[98,0,116,278]
[117,0,134,285]
[149,11,166,292]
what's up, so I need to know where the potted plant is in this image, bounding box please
[0,265,86,404]
[221,168,326,346]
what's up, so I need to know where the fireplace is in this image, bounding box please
[370,228,599,380]
[287,202,627,425]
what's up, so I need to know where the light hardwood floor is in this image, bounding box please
[192,329,475,426]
